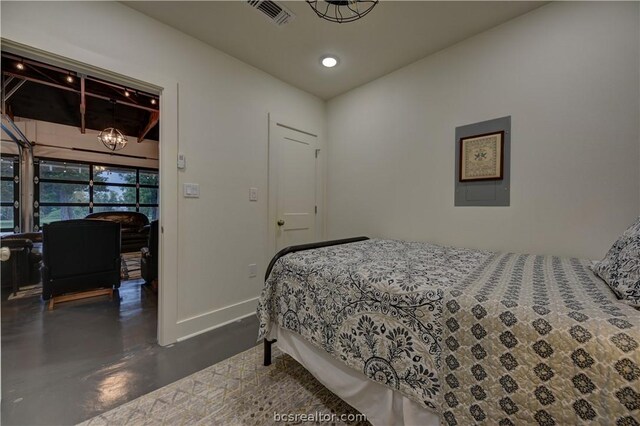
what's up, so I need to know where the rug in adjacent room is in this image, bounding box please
[79,344,369,426]
[7,283,42,300]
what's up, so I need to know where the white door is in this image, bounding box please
[269,121,317,252]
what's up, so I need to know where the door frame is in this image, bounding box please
[267,113,323,257]
[2,39,180,346]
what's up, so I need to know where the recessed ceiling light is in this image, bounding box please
[321,56,338,68]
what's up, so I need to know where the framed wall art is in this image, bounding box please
[459,131,504,182]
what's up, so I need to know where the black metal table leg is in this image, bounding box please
[11,249,19,296]
[263,338,277,366]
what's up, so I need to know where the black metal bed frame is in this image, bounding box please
[262,236,369,366]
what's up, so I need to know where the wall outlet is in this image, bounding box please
[249,187,258,201]
[248,263,257,278]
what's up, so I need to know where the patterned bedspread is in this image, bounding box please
[257,239,640,424]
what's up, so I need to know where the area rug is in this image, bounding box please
[78,344,369,426]
[121,252,142,281]
[7,283,42,300]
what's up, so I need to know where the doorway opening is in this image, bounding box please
[0,50,163,421]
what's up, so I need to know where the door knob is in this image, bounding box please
[277,219,285,226]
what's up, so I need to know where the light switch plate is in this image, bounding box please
[183,183,199,198]
[177,153,186,169]
[249,187,258,201]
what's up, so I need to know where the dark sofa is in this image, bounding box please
[86,211,149,252]
[42,219,121,301]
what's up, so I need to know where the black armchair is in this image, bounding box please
[1,233,43,295]
[141,220,158,286]
[42,219,121,308]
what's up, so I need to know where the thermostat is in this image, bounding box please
[177,153,186,169]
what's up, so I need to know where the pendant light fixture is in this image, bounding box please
[307,0,378,23]
[98,100,128,151]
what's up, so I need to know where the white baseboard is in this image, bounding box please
[176,297,259,342]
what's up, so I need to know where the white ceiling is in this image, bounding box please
[124,1,545,100]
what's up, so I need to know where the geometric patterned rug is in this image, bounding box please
[78,344,370,426]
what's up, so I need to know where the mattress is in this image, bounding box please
[257,239,640,425]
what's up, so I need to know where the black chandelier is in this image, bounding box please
[307,0,378,24]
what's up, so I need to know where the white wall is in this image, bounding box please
[1,1,326,343]
[327,2,640,260]
[2,1,637,345]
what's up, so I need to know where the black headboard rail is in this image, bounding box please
[264,236,369,281]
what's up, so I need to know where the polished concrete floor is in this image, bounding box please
[1,280,260,425]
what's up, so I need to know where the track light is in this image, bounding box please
[124,90,131,97]
[150,98,157,105]
[16,62,25,71]
[66,74,74,83]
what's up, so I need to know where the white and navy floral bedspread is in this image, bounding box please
[256,239,640,425]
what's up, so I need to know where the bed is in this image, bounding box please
[257,237,640,425]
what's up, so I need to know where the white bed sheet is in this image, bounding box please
[271,325,441,426]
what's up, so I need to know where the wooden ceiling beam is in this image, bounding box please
[138,110,159,143]
[2,71,159,113]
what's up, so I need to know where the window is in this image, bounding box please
[35,159,159,228]
[0,156,20,233]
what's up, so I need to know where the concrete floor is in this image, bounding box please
[1,280,260,426]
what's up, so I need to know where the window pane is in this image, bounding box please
[1,158,15,178]
[93,185,136,204]
[93,206,136,213]
[1,181,14,202]
[139,207,158,222]
[40,160,89,182]
[1,206,14,229]
[139,170,158,186]
[40,182,89,203]
[139,187,158,205]
[93,165,136,184]
[40,206,89,224]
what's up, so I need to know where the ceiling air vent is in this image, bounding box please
[247,0,295,26]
